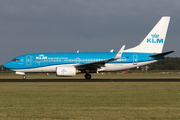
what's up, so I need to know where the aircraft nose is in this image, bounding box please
[4,62,12,69]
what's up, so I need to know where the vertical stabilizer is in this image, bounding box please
[124,16,170,53]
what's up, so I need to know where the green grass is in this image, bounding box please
[0,82,180,119]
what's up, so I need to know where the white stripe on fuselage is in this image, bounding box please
[12,60,158,73]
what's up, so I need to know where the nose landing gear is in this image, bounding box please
[22,75,27,80]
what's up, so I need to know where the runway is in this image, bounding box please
[0,79,180,82]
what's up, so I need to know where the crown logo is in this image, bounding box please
[151,33,159,38]
[61,69,67,72]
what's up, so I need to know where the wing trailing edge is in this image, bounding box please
[75,45,126,70]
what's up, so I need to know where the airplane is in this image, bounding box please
[4,16,174,79]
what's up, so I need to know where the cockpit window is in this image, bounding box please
[12,59,19,62]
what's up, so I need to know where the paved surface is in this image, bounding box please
[0,79,180,82]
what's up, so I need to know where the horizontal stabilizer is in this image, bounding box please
[149,51,175,57]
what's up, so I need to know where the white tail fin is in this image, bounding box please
[124,16,170,53]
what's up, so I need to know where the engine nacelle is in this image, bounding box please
[56,66,77,77]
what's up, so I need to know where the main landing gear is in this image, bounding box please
[84,73,91,79]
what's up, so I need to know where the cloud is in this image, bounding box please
[0,0,180,64]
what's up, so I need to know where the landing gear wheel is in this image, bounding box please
[22,75,27,80]
[85,73,91,79]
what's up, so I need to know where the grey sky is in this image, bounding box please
[1,0,180,64]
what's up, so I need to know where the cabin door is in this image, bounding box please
[26,55,31,66]
[133,55,138,65]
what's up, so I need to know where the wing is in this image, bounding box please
[75,45,125,70]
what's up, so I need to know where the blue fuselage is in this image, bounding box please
[4,52,162,71]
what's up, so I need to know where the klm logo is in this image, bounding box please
[61,69,67,72]
[147,33,163,43]
[36,54,47,59]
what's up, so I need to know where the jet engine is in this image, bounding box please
[56,66,77,76]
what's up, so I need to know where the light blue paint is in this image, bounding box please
[4,52,164,70]
[61,69,67,72]
[147,33,163,43]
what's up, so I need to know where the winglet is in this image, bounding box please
[110,49,114,53]
[113,45,125,60]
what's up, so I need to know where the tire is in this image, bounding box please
[22,75,27,80]
[85,73,91,79]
